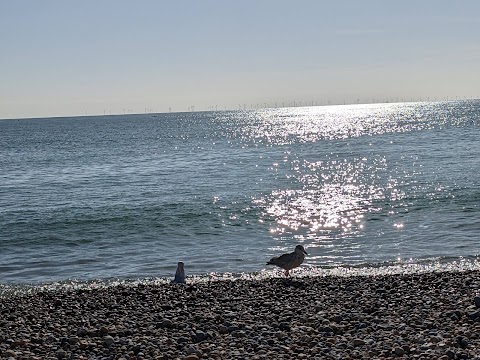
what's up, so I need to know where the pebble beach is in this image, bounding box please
[2,270,480,359]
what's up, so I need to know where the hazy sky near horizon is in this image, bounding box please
[1,0,479,119]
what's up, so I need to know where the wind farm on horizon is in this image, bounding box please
[2,95,479,121]
[99,94,479,118]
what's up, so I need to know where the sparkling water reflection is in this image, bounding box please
[0,101,479,283]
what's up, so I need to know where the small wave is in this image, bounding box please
[2,255,479,299]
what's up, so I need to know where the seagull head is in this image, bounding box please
[295,245,308,255]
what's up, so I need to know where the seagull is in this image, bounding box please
[171,262,186,284]
[266,245,308,277]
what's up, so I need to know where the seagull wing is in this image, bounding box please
[266,252,296,268]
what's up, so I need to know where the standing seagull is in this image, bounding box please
[266,245,308,277]
[171,262,186,284]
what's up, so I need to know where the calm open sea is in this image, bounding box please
[1,101,479,285]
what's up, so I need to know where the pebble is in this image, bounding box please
[56,349,67,359]
[1,271,480,359]
[192,329,208,342]
[161,318,173,328]
[186,345,197,354]
[4,350,16,358]
[177,336,189,344]
[68,336,79,345]
[184,355,199,360]
[352,339,366,346]
[103,335,114,346]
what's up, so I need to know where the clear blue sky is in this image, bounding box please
[1,0,479,119]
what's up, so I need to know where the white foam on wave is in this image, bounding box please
[2,256,480,298]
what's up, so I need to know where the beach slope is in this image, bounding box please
[1,271,480,359]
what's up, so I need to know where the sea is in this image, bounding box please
[1,101,480,288]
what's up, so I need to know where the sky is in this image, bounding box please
[1,0,479,119]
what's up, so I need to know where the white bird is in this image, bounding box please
[266,245,308,277]
[171,262,186,284]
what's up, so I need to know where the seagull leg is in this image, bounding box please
[285,270,290,277]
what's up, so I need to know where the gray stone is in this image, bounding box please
[76,327,87,337]
[352,339,366,347]
[320,326,334,333]
[56,349,67,359]
[219,325,229,334]
[231,330,246,338]
[104,335,114,346]
[156,318,173,328]
[186,345,198,354]
[467,309,480,320]
[192,330,208,343]
[177,336,189,344]
[4,350,16,358]
[68,336,79,345]
[446,350,456,359]
[475,296,480,308]
[184,355,199,360]
[430,336,442,343]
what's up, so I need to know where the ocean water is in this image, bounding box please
[1,101,479,285]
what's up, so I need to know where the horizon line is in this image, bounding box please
[1,98,479,122]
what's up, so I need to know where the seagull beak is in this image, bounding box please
[304,249,308,255]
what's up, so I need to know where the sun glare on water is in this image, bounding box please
[245,104,425,265]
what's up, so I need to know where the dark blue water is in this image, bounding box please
[1,101,479,284]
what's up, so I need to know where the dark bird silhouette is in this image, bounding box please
[171,261,186,284]
[266,245,308,276]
